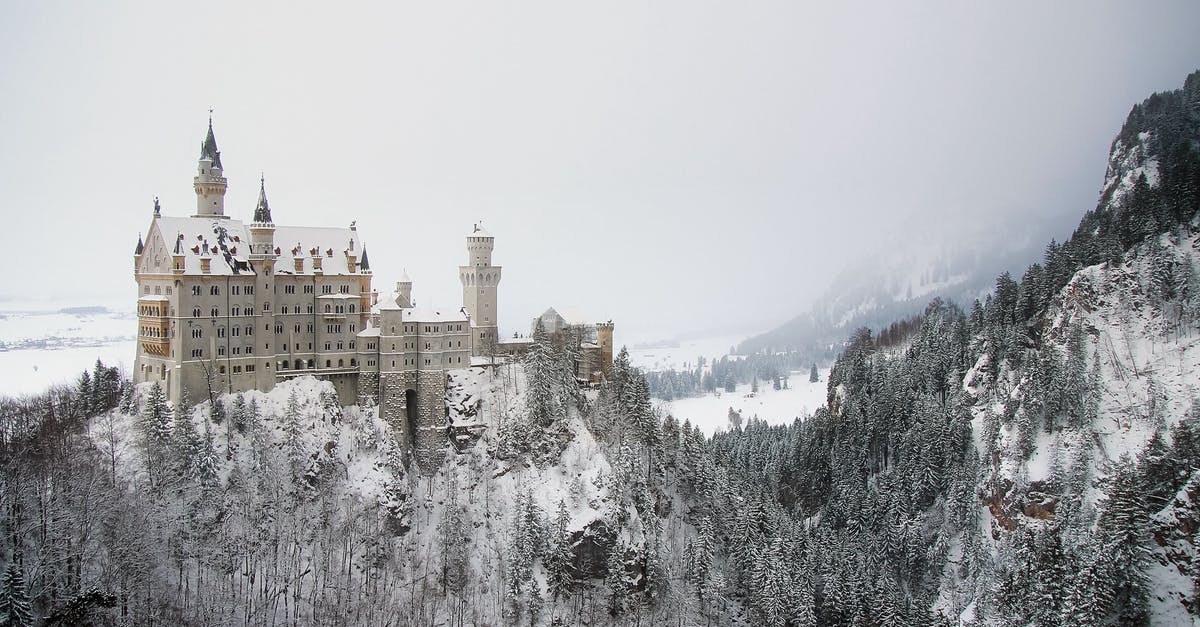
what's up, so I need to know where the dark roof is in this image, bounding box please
[200,118,223,170]
[135,234,144,255]
[359,247,370,270]
[253,177,273,223]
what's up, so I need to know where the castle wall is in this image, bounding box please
[378,370,448,472]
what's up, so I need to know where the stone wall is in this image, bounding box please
[378,370,449,472]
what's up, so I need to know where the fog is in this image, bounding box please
[1,1,1197,343]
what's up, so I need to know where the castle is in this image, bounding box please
[133,118,532,467]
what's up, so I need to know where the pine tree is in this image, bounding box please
[546,500,574,601]
[810,363,819,383]
[524,320,560,426]
[1097,454,1151,624]
[0,563,33,627]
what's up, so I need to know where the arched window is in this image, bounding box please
[280,360,288,370]
[325,359,331,368]
[325,304,331,313]
[338,359,344,367]
[307,359,315,369]
[294,359,302,370]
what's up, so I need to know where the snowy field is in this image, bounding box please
[656,367,830,436]
[0,306,137,397]
[626,334,745,372]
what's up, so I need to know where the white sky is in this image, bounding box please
[1,1,1198,342]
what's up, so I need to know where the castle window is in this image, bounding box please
[217,326,225,338]
[192,307,201,318]
[349,304,356,313]
[295,324,301,333]
[232,346,240,355]
[154,286,161,295]
[322,285,332,294]
[338,359,344,367]
[211,307,219,317]
[349,341,355,349]
[247,345,254,354]
[350,358,357,366]
[232,365,241,374]
[304,285,313,294]
[246,326,253,336]
[337,341,344,350]
[218,346,226,356]
[219,365,225,374]
[324,342,332,350]
[325,304,331,313]
[232,306,240,316]
[306,305,313,314]
[166,287,172,295]
[275,324,283,334]
[246,286,254,295]
[246,365,255,373]
[191,348,203,357]
[263,302,271,312]
[340,285,349,293]
[281,305,288,314]
[192,328,202,339]
[307,323,313,333]
[192,285,202,296]
[143,285,149,294]
[368,360,374,367]
[283,343,288,351]
[325,360,331,368]
[232,285,240,295]
[211,286,219,296]
[285,285,295,294]
[232,327,239,337]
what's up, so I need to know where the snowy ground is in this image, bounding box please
[0,306,137,397]
[627,334,745,373]
[656,368,829,435]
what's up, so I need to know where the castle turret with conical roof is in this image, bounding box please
[193,114,229,219]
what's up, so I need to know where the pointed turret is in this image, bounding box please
[359,247,370,271]
[200,114,223,169]
[253,175,273,223]
[193,113,229,219]
[135,234,144,255]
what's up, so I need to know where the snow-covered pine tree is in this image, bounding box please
[0,563,33,627]
[546,500,574,601]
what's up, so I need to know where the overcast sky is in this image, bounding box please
[1,1,1198,342]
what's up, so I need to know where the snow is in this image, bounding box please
[627,334,744,373]
[0,306,137,397]
[656,368,830,435]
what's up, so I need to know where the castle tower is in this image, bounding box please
[193,115,229,219]
[395,270,412,308]
[248,176,275,255]
[459,223,501,356]
[246,176,278,391]
[596,321,615,380]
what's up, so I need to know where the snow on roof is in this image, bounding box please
[356,326,381,337]
[499,337,533,345]
[402,307,468,323]
[151,217,364,278]
[153,216,254,276]
[468,223,491,238]
[316,293,356,299]
[138,295,170,301]
[272,225,362,276]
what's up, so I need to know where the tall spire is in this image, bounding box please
[200,111,222,170]
[359,246,370,271]
[135,234,144,255]
[253,174,273,223]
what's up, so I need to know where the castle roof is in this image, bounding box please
[200,118,223,169]
[150,216,363,277]
[253,177,272,223]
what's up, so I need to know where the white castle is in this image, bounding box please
[132,118,513,467]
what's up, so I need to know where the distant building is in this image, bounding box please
[533,307,615,384]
